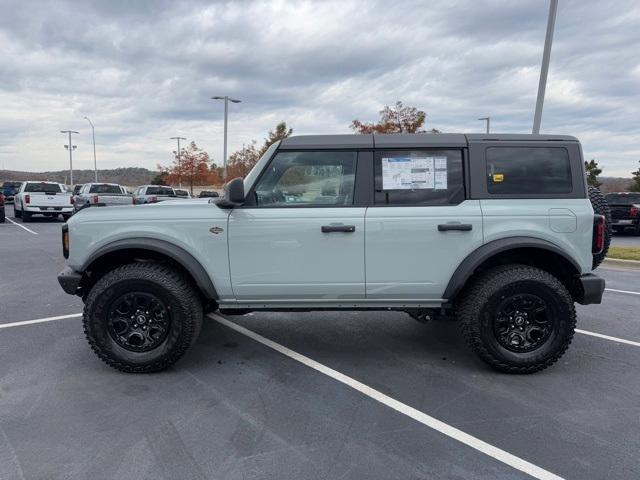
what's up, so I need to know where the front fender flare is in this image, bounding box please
[443,236,581,301]
[81,238,218,300]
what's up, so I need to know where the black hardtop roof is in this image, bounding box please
[279,133,578,150]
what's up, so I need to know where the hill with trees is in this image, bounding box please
[0,167,157,186]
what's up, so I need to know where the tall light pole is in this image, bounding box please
[84,117,98,182]
[170,137,186,187]
[211,95,242,181]
[533,0,558,134]
[61,130,79,186]
[478,117,491,134]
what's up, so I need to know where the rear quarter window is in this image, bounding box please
[486,147,572,195]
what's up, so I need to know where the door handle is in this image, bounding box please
[321,225,356,233]
[438,223,472,232]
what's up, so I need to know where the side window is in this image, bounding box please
[253,151,357,207]
[486,147,572,194]
[374,150,464,205]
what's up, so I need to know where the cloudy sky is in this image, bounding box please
[1,0,638,176]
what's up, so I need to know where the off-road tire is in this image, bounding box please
[588,186,611,269]
[83,262,203,373]
[458,265,576,374]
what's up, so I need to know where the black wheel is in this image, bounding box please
[22,211,31,222]
[14,205,21,218]
[0,209,4,223]
[83,263,203,373]
[457,265,576,374]
[588,186,611,269]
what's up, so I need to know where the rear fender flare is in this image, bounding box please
[443,236,581,301]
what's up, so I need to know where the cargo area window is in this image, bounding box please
[373,149,464,205]
[486,147,572,194]
[253,151,357,207]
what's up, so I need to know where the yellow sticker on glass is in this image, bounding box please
[492,173,504,183]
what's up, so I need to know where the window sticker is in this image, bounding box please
[492,173,504,183]
[382,156,447,190]
[434,156,448,190]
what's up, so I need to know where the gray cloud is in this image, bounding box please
[0,0,638,176]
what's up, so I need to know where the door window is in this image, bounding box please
[252,151,357,207]
[374,150,464,205]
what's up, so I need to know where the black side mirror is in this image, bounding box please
[216,177,245,208]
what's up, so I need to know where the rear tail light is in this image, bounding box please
[132,196,136,204]
[630,206,639,218]
[592,215,605,254]
[92,195,99,204]
[149,196,158,203]
[70,196,74,204]
[0,193,4,203]
[24,194,30,204]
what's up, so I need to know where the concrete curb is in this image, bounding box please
[603,257,640,270]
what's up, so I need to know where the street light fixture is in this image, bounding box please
[84,116,98,182]
[478,117,491,134]
[211,95,242,181]
[170,137,187,188]
[61,130,79,186]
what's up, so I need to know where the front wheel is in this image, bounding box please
[457,265,576,374]
[83,263,203,373]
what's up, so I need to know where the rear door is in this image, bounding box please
[365,148,483,300]
[228,150,365,301]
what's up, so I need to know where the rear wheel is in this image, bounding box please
[83,263,203,373]
[14,204,21,218]
[457,265,576,374]
[588,186,611,269]
[0,208,4,223]
[22,211,31,222]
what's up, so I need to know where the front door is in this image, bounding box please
[228,150,365,301]
[365,148,483,300]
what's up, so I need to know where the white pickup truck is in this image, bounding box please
[13,181,73,222]
[73,183,133,213]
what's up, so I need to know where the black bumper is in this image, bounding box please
[58,267,82,295]
[576,273,605,305]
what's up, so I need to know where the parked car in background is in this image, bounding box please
[606,192,640,235]
[198,190,219,198]
[174,188,191,198]
[0,192,5,222]
[13,181,73,222]
[2,181,22,203]
[133,185,178,204]
[73,183,133,212]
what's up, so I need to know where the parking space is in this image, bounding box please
[1,208,639,480]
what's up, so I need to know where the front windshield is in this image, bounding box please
[243,142,279,190]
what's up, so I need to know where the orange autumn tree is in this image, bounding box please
[159,141,214,195]
[350,101,439,134]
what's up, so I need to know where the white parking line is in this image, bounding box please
[5,217,39,235]
[605,288,640,296]
[0,313,81,329]
[209,313,563,480]
[575,329,640,347]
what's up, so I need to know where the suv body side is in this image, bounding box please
[61,134,597,309]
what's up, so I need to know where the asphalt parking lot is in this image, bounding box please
[1,203,639,480]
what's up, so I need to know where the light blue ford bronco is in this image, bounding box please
[58,134,610,374]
